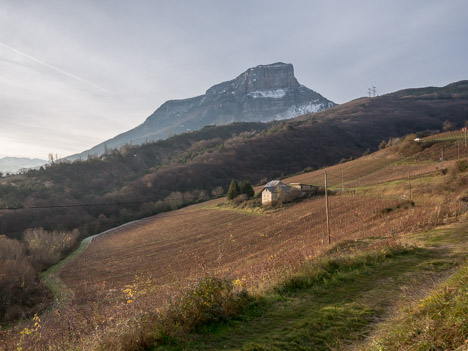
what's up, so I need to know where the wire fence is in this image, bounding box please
[2,141,467,350]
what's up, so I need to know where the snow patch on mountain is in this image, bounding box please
[246,89,287,99]
[271,101,335,121]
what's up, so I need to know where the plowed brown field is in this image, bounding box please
[59,193,435,314]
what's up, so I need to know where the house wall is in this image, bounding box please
[290,183,317,197]
[263,183,315,205]
[262,190,277,204]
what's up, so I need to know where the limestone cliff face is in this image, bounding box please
[206,62,299,96]
[71,63,336,159]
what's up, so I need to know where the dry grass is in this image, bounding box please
[2,139,467,350]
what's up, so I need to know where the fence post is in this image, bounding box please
[324,171,331,246]
[441,149,444,169]
[408,171,412,202]
[341,171,344,192]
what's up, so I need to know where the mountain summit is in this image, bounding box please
[72,63,335,159]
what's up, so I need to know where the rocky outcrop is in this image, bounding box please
[70,63,335,160]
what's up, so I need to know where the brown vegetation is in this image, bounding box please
[0,236,48,323]
[1,84,468,242]
[0,228,80,324]
[24,228,80,271]
[5,187,463,349]
[1,135,467,348]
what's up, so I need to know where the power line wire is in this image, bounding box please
[1,145,466,211]
[0,196,203,211]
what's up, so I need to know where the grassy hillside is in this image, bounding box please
[2,133,467,350]
[387,80,468,99]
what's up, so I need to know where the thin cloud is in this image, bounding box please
[0,41,114,94]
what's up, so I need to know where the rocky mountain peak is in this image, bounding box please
[206,62,299,96]
[69,63,336,160]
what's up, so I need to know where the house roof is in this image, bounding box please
[264,180,284,188]
[263,180,291,193]
[264,185,291,193]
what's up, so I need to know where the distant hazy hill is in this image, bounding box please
[69,62,335,160]
[0,157,46,174]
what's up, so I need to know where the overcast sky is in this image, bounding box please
[1,0,467,159]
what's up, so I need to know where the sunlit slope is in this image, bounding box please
[58,136,466,319]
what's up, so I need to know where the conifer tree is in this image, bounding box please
[240,180,255,198]
[227,179,240,200]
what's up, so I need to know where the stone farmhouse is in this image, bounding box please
[261,180,317,205]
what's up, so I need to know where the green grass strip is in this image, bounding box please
[40,236,94,306]
[150,245,438,351]
[369,260,468,351]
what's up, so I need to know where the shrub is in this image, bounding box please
[398,135,434,157]
[0,236,48,323]
[455,160,468,173]
[98,276,250,351]
[233,194,249,206]
[339,156,355,163]
[23,228,80,271]
[168,277,248,331]
[442,119,456,132]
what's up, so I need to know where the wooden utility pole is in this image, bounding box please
[341,171,344,192]
[324,171,331,245]
[441,149,444,169]
[458,141,460,160]
[465,127,467,146]
[408,172,412,202]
